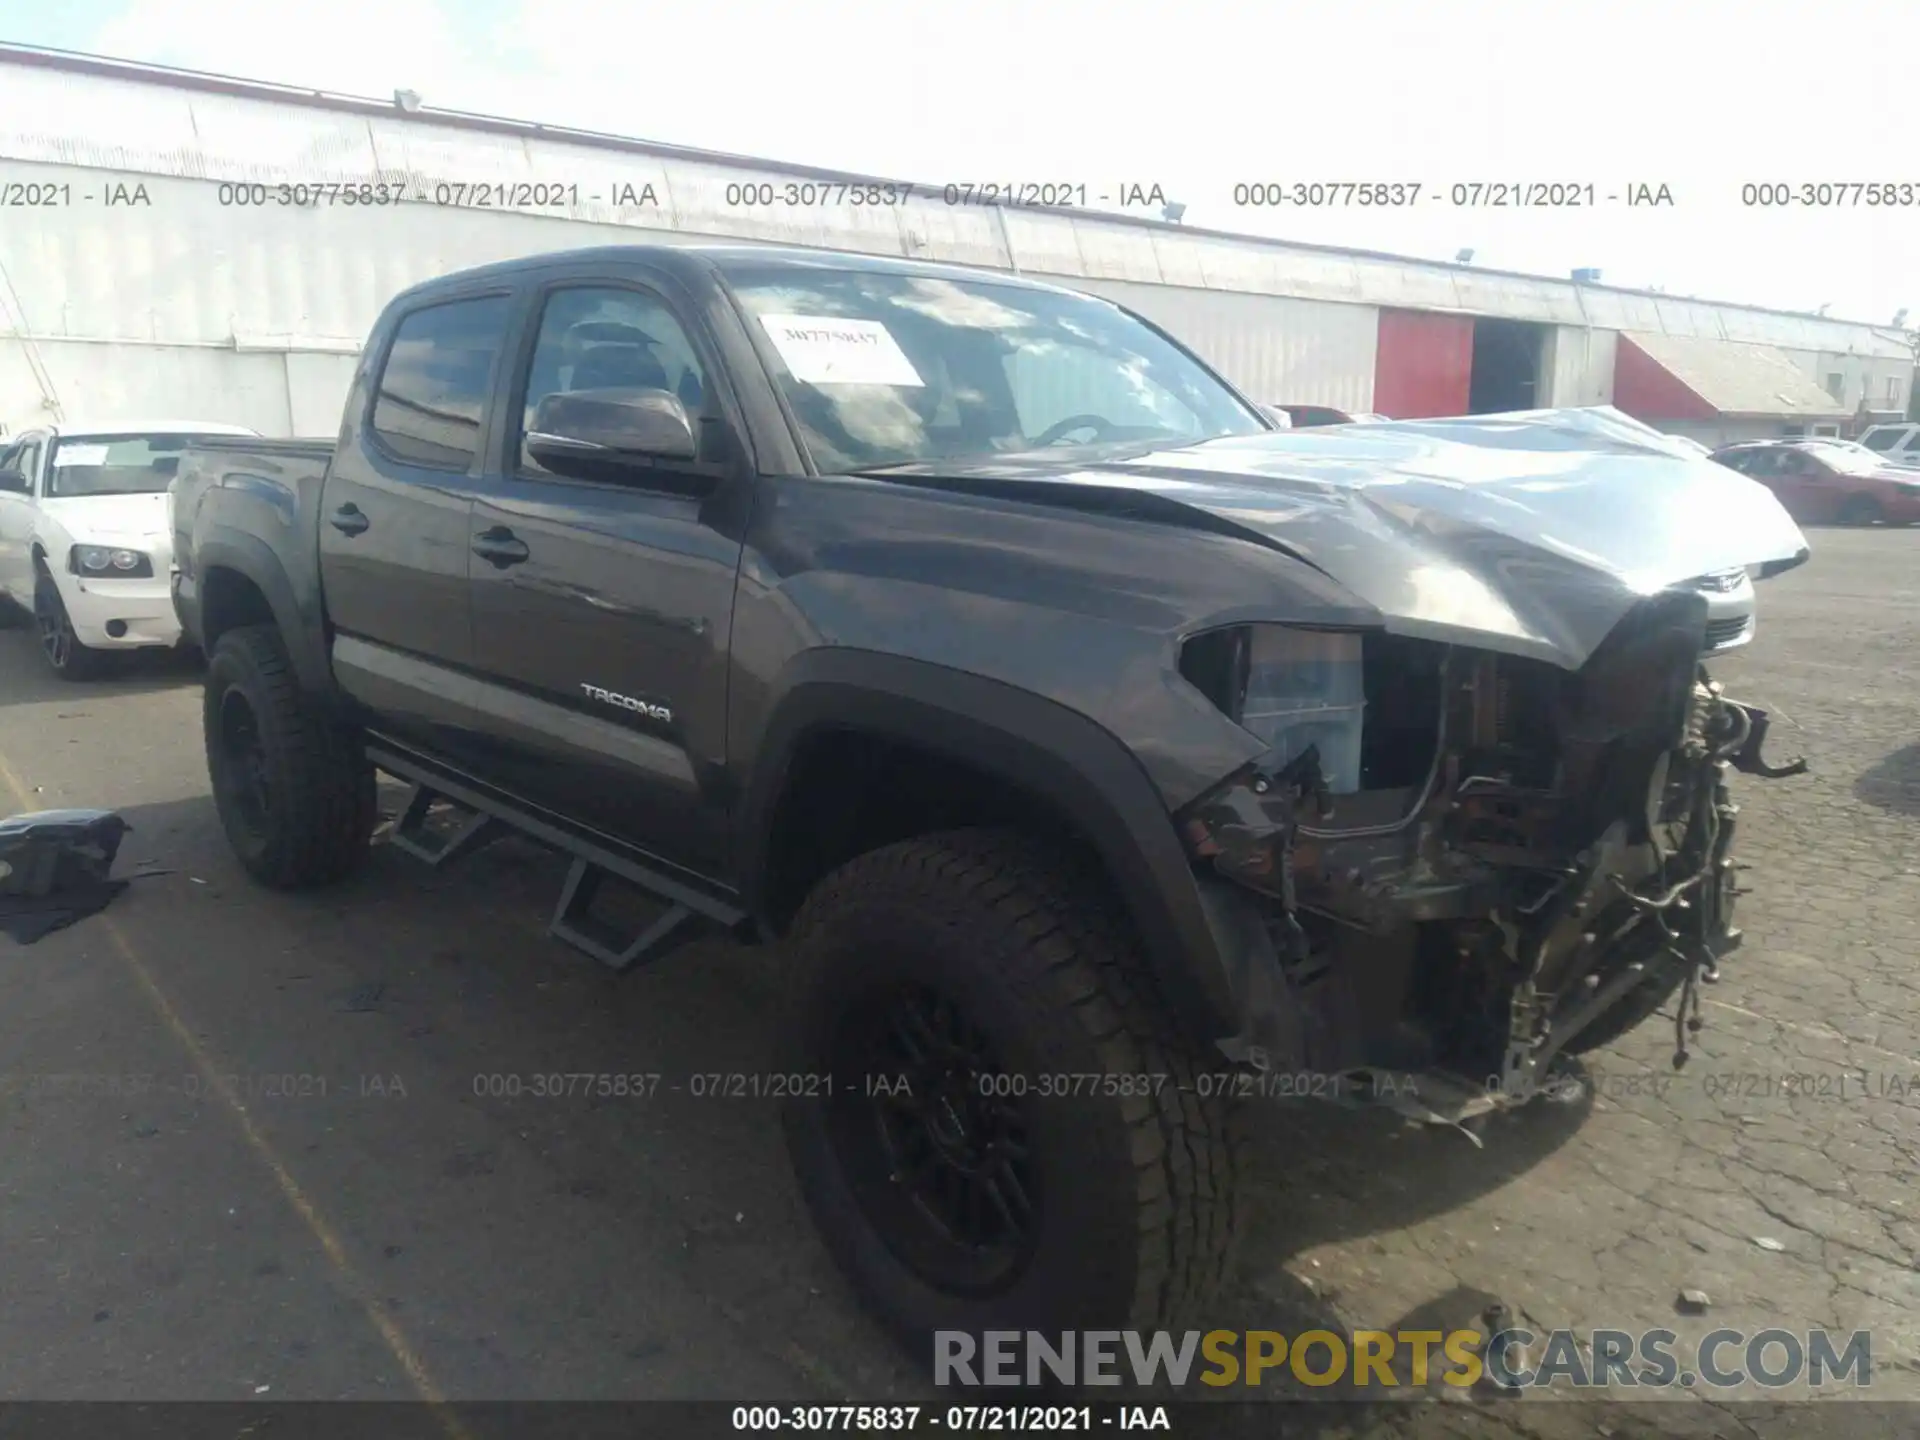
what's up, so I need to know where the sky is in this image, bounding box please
[4,0,1918,326]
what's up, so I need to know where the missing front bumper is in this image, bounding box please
[1180,689,1806,1129]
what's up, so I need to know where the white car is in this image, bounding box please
[0,420,259,678]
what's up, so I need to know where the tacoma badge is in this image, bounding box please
[579,683,673,724]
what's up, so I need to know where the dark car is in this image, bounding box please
[169,242,1811,1359]
[1710,439,1920,526]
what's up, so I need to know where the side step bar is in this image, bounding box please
[365,743,746,973]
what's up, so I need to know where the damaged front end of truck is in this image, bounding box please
[1177,589,1809,1127]
[1104,408,1820,1126]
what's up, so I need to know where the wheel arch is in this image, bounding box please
[192,529,332,694]
[736,650,1243,1047]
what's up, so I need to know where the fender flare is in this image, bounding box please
[191,527,333,695]
[735,648,1243,1045]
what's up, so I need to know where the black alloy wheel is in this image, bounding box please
[825,983,1039,1296]
[214,684,275,842]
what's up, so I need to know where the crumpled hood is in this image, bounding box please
[889,406,1811,669]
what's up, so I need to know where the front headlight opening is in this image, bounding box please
[1181,625,1367,794]
[71,545,150,577]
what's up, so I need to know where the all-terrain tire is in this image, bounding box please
[779,828,1246,1361]
[204,623,375,889]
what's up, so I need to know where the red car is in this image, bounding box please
[1710,440,1920,526]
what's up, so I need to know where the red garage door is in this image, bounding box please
[1374,309,1474,418]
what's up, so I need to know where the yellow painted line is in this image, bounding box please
[0,749,470,1434]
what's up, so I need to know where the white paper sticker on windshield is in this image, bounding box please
[758,314,924,387]
[53,443,110,467]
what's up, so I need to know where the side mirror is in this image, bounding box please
[0,466,28,494]
[526,388,699,477]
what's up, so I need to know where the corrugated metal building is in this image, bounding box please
[0,44,1911,444]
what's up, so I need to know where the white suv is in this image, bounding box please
[1857,421,1920,467]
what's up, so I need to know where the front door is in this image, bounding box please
[0,432,47,602]
[1768,449,1835,522]
[464,276,749,877]
[318,291,514,750]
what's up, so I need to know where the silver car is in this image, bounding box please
[1688,566,1756,651]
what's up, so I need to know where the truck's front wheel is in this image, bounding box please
[780,830,1244,1359]
[204,624,375,889]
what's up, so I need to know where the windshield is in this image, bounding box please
[45,433,214,497]
[722,265,1267,471]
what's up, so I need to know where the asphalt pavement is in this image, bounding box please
[0,528,1914,1435]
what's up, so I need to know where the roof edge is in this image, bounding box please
[0,41,1906,336]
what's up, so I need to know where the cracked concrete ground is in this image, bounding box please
[0,526,1912,1436]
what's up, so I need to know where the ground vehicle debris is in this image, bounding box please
[169,242,1812,1358]
[0,808,131,943]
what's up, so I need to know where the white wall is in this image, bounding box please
[1540,325,1618,408]
[3,55,1912,351]
[0,162,1386,434]
[1063,278,1378,409]
[0,338,295,434]
[1785,349,1910,416]
[1,53,1911,438]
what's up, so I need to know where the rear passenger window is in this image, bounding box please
[370,296,512,470]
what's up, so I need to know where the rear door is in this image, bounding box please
[462,265,752,876]
[318,289,514,747]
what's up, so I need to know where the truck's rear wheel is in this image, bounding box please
[780,830,1244,1359]
[204,624,375,889]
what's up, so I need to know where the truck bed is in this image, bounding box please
[168,436,339,650]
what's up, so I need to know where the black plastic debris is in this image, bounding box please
[0,809,132,945]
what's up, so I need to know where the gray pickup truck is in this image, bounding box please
[169,241,1811,1356]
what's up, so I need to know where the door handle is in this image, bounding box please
[329,503,370,537]
[471,526,530,568]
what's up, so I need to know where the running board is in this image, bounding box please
[365,743,745,973]
[550,860,700,971]
[388,783,512,868]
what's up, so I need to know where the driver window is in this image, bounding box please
[1001,344,1200,442]
[519,286,708,476]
